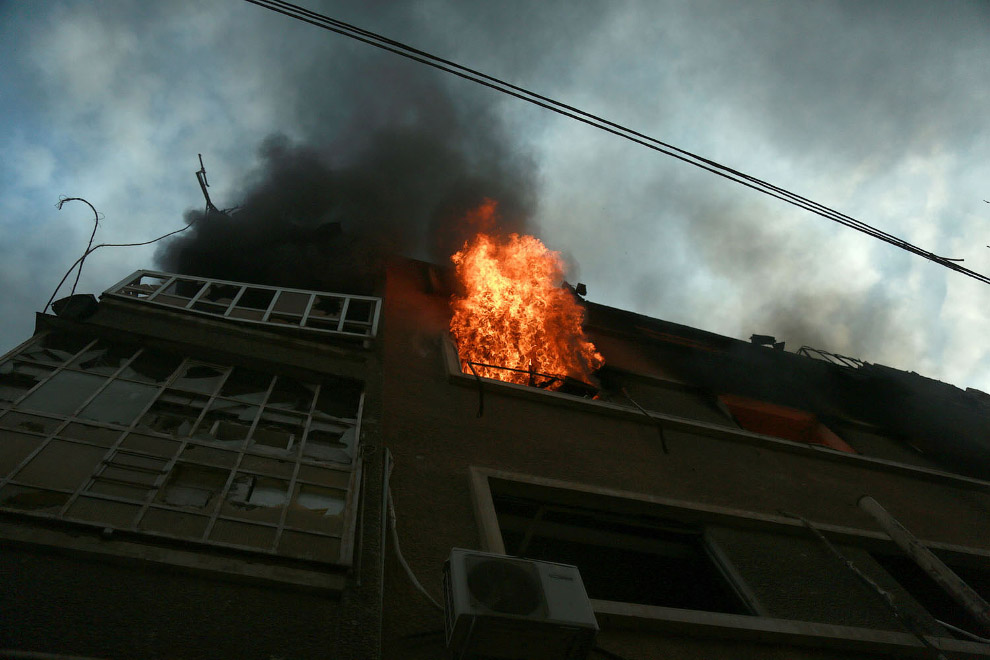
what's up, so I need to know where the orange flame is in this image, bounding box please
[449,201,603,390]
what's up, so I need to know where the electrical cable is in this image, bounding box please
[243,0,990,287]
[56,197,101,300]
[385,459,444,612]
[43,208,197,314]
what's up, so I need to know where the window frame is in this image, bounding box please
[0,330,367,590]
[468,467,990,658]
[104,270,382,342]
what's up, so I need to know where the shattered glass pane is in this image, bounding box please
[136,400,201,438]
[267,376,315,412]
[172,362,226,394]
[157,463,228,510]
[120,350,182,384]
[227,474,288,507]
[0,361,54,404]
[79,380,159,425]
[219,368,272,403]
[250,412,304,453]
[18,333,94,366]
[224,474,288,523]
[192,400,258,445]
[303,424,354,464]
[70,340,139,375]
[18,370,106,416]
[295,484,345,515]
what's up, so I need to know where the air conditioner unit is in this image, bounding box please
[443,548,599,660]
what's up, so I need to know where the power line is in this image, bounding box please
[243,0,990,286]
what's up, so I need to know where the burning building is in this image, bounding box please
[2,241,990,658]
[1,200,990,658]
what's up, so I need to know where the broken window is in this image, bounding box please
[120,349,182,384]
[224,474,289,523]
[719,395,857,453]
[172,362,227,395]
[0,331,364,571]
[70,340,139,375]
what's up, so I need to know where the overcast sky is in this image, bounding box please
[2,0,990,391]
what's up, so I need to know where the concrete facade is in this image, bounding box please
[1,262,989,659]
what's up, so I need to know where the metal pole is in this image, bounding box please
[858,495,990,635]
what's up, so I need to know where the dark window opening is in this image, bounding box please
[874,553,990,639]
[493,493,753,615]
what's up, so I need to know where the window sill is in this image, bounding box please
[593,599,990,658]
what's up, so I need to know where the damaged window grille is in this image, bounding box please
[104,270,381,341]
[0,331,364,568]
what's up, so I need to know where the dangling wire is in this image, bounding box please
[55,197,101,301]
[43,199,199,314]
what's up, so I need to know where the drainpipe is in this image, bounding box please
[858,495,990,635]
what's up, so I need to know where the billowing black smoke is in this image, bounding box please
[156,67,537,294]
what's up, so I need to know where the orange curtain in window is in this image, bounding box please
[719,394,856,453]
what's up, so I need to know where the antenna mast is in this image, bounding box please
[196,154,221,216]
